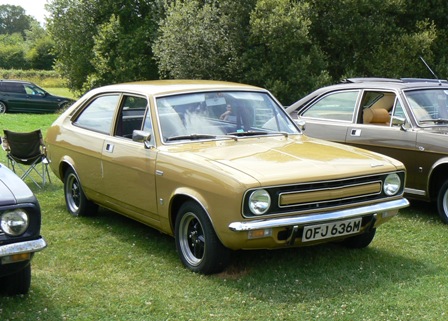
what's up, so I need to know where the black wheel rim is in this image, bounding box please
[179,212,205,267]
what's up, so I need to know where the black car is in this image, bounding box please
[0,164,46,295]
[0,80,73,114]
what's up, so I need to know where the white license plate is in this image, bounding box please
[302,218,362,242]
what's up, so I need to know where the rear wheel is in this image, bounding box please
[1,264,31,295]
[437,180,448,224]
[0,101,7,114]
[175,201,230,274]
[342,228,376,249]
[64,168,98,216]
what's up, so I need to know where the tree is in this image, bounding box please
[242,0,330,104]
[48,0,163,93]
[307,0,437,79]
[154,0,253,81]
[0,5,32,37]
[86,0,162,90]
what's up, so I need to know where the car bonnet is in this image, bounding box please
[166,135,403,186]
[0,164,36,205]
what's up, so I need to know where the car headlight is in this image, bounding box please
[248,189,271,215]
[383,173,401,196]
[1,209,29,236]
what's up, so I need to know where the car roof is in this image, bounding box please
[0,79,32,85]
[287,77,448,112]
[88,80,265,97]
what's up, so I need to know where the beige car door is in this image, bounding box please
[300,90,361,143]
[100,96,159,226]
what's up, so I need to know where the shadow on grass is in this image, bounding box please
[49,205,443,306]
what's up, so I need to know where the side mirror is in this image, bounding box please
[132,130,152,148]
[294,119,306,131]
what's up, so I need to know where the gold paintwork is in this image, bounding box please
[45,80,408,251]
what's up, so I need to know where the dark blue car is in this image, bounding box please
[0,164,46,295]
[0,80,73,114]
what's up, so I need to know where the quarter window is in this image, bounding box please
[302,91,359,121]
[74,94,120,134]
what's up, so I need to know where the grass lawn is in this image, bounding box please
[0,113,447,320]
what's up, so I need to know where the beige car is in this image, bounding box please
[287,78,448,223]
[45,80,408,274]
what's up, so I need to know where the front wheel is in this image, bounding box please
[175,201,230,274]
[1,264,31,295]
[437,180,448,224]
[64,168,98,216]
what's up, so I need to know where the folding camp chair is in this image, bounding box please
[2,129,51,188]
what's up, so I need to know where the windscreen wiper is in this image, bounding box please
[227,130,289,138]
[166,134,217,141]
[226,130,269,136]
[419,118,448,124]
[166,134,239,142]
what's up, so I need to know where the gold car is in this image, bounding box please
[45,80,408,274]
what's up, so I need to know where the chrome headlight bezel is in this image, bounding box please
[383,173,401,196]
[248,189,271,215]
[1,209,29,236]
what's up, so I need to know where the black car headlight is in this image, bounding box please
[383,173,401,196]
[1,209,29,236]
[248,189,271,215]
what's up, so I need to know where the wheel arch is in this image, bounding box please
[168,191,214,235]
[428,159,448,201]
[58,158,77,182]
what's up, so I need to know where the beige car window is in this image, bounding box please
[302,91,358,121]
[74,94,120,134]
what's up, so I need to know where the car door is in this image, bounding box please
[71,94,121,196]
[300,90,361,143]
[100,95,159,226]
[345,93,420,190]
[20,83,60,112]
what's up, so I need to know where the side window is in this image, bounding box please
[1,83,26,94]
[302,91,359,121]
[115,96,148,138]
[361,91,395,125]
[74,94,120,134]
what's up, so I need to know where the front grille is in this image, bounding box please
[243,171,405,217]
[279,181,382,207]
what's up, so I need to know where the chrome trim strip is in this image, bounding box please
[404,188,426,196]
[229,199,409,232]
[0,237,47,257]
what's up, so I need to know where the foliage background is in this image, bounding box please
[46,0,448,104]
[1,0,448,103]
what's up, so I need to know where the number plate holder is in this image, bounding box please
[302,218,362,242]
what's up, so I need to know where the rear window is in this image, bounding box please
[0,82,26,94]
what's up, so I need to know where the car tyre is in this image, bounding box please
[175,201,230,274]
[342,228,376,249]
[0,101,7,114]
[1,264,31,295]
[64,168,98,216]
[437,180,448,224]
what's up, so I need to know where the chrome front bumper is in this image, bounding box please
[0,237,47,257]
[229,198,409,232]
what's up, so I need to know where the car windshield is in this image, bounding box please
[405,89,448,126]
[156,91,299,142]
